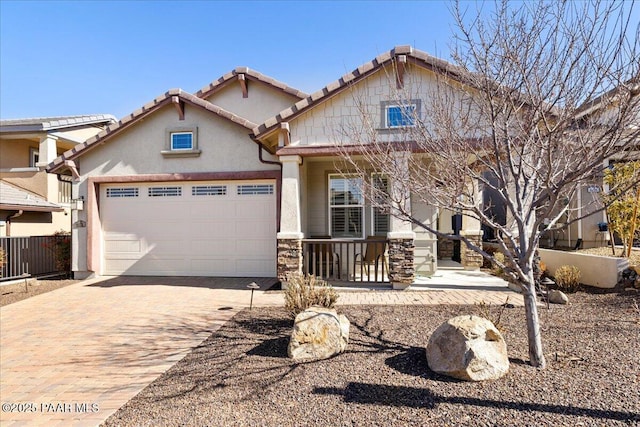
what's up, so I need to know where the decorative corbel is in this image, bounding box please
[63,160,81,181]
[171,96,185,120]
[396,55,407,89]
[238,74,248,98]
[278,122,290,147]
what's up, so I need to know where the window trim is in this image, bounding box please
[29,148,40,167]
[328,174,365,239]
[379,99,421,131]
[370,173,390,236]
[162,126,201,157]
[170,132,194,151]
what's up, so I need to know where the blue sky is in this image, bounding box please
[0,1,460,120]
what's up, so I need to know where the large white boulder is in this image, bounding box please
[288,306,350,361]
[426,315,509,381]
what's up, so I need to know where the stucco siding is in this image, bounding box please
[203,82,300,125]
[0,139,38,169]
[78,104,278,178]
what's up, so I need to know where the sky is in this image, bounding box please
[0,1,461,120]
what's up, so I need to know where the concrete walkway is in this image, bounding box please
[1,273,521,426]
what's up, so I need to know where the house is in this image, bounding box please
[0,115,116,236]
[46,47,484,286]
[535,80,640,250]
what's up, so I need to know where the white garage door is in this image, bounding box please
[101,180,277,276]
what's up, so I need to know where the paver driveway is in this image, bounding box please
[0,276,281,427]
[1,273,522,426]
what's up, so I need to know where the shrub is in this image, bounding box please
[43,231,71,274]
[284,274,338,318]
[554,265,581,293]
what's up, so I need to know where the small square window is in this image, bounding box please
[171,132,193,150]
[386,104,416,128]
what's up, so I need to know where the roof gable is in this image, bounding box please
[252,46,466,140]
[195,67,308,101]
[47,89,259,174]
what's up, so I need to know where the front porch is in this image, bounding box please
[276,155,484,289]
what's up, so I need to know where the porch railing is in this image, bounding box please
[0,235,69,281]
[58,178,72,204]
[302,238,389,283]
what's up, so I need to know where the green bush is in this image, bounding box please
[284,274,338,318]
[554,265,581,293]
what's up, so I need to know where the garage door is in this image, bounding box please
[101,180,277,276]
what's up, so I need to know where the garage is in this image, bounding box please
[100,180,277,277]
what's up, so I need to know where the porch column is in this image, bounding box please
[38,134,60,204]
[460,179,483,270]
[38,134,58,166]
[277,155,303,283]
[387,151,416,289]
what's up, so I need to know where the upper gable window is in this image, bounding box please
[162,126,201,158]
[386,104,416,128]
[379,100,421,131]
[171,132,193,150]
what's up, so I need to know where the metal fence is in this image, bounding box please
[0,235,70,281]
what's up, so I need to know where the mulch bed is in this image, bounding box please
[0,278,79,307]
[103,289,640,427]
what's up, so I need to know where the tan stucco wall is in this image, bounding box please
[0,209,70,237]
[0,139,39,169]
[203,82,301,125]
[71,103,280,276]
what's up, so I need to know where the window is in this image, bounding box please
[106,188,139,198]
[192,185,227,196]
[371,174,390,236]
[162,127,200,157]
[29,148,39,167]
[386,104,416,128]
[237,184,274,195]
[170,132,193,150]
[329,175,364,238]
[148,186,182,197]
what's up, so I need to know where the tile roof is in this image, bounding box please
[0,180,64,212]
[0,115,117,132]
[252,45,466,139]
[195,67,308,100]
[47,89,260,174]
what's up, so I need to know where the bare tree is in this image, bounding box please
[335,0,639,368]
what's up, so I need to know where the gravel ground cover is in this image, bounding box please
[577,247,640,267]
[104,290,640,427]
[0,278,78,306]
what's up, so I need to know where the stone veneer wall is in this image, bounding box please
[277,238,302,282]
[461,233,483,269]
[388,238,415,285]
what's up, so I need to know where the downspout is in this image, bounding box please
[256,141,283,232]
[5,210,24,237]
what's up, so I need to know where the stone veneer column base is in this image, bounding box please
[388,238,415,290]
[460,231,483,270]
[277,238,303,286]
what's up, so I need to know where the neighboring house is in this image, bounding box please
[538,80,640,250]
[46,47,484,285]
[0,115,116,236]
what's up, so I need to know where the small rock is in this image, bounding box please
[288,306,350,361]
[548,289,569,305]
[426,315,509,381]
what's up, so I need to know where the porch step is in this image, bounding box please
[437,259,465,270]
